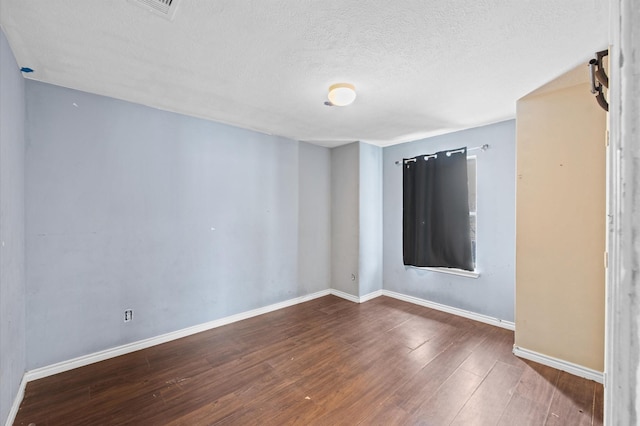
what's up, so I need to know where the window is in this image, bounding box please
[415,155,479,279]
[403,147,475,273]
[467,157,477,269]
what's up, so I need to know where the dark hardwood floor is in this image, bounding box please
[14,295,603,425]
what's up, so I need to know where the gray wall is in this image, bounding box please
[383,120,516,321]
[18,70,514,375]
[358,142,383,296]
[298,143,331,295]
[25,81,331,369]
[330,143,359,296]
[0,30,26,424]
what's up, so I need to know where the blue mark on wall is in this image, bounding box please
[20,67,34,73]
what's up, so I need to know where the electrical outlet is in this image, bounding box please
[124,309,133,322]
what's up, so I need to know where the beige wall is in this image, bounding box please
[515,65,606,371]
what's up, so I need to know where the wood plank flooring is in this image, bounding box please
[14,295,603,425]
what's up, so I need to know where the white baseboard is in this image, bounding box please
[12,285,604,426]
[24,289,331,382]
[381,290,515,331]
[513,346,604,384]
[16,286,516,418]
[22,288,513,384]
[360,289,384,303]
[328,289,514,334]
[329,288,383,304]
[329,288,361,303]
[5,374,27,426]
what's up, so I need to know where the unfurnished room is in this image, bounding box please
[1,1,640,425]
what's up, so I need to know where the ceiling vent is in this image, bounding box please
[129,0,180,20]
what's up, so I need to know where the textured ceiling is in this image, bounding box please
[0,1,608,147]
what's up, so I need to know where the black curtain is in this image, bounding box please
[403,147,473,270]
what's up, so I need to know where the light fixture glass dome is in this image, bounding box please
[328,83,356,106]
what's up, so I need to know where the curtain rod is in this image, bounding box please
[394,144,489,165]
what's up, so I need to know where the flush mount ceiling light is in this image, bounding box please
[327,83,356,106]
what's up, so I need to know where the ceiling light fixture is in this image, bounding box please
[327,83,356,106]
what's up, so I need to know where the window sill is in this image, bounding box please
[420,267,480,279]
